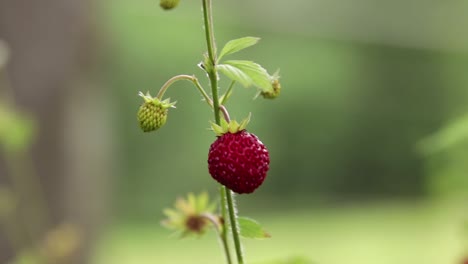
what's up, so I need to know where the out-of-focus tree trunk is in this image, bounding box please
[0,0,108,263]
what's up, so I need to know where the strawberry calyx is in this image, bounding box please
[210,113,251,136]
[138,91,176,109]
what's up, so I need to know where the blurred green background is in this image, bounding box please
[1,0,468,263]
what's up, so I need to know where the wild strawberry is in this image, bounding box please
[208,118,270,194]
[137,91,175,132]
[160,0,180,10]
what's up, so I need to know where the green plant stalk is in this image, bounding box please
[225,189,243,261]
[202,0,220,124]
[202,0,245,263]
[156,74,212,106]
[220,186,232,264]
[220,81,235,105]
[202,212,232,264]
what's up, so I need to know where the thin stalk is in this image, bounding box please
[202,0,244,263]
[202,213,232,264]
[220,81,235,105]
[219,105,231,123]
[225,190,243,264]
[202,0,221,124]
[202,0,217,65]
[219,186,231,264]
[156,74,212,106]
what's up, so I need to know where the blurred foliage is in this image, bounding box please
[93,199,464,264]
[418,114,468,196]
[0,105,35,153]
[418,114,468,154]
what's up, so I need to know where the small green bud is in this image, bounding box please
[160,0,180,10]
[261,79,281,99]
[137,92,175,132]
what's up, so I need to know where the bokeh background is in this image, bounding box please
[0,0,467,263]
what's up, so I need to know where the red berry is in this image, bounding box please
[208,130,270,194]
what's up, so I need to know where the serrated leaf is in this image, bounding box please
[238,217,271,239]
[224,60,273,92]
[218,37,260,62]
[217,64,254,88]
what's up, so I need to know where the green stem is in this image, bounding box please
[156,74,212,106]
[202,212,232,264]
[219,186,232,264]
[220,81,236,105]
[202,0,244,263]
[225,188,244,263]
[202,0,217,65]
[202,0,221,124]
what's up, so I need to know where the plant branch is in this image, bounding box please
[220,80,235,105]
[219,105,231,122]
[202,0,244,263]
[225,189,243,264]
[201,213,232,264]
[202,0,217,65]
[219,186,232,264]
[156,75,212,107]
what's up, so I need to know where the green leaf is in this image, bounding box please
[218,37,260,62]
[224,60,273,92]
[217,64,253,88]
[238,217,271,239]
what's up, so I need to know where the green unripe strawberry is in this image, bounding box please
[137,92,175,132]
[261,79,281,99]
[160,0,180,10]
